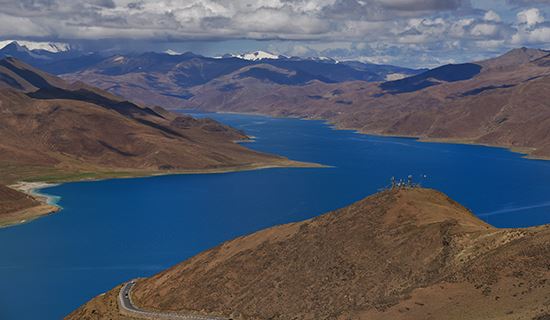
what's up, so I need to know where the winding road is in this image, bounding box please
[118,280,228,320]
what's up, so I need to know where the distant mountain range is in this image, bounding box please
[3,42,549,159]
[180,47,550,160]
[0,42,422,105]
[58,50,421,108]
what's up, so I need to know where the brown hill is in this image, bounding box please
[178,48,550,159]
[68,188,550,320]
[477,47,549,71]
[0,57,302,182]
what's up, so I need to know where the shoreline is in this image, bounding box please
[313,118,550,162]
[356,131,550,161]
[9,181,61,206]
[1,160,326,229]
[185,109,550,162]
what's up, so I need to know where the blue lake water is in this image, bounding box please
[1,112,550,320]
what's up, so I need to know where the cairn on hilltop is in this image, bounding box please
[390,175,420,190]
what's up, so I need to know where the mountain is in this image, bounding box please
[478,47,549,70]
[67,188,550,320]
[0,46,421,108]
[379,47,549,94]
[58,52,421,107]
[233,50,283,61]
[0,40,71,53]
[0,57,305,226]
[341,60,428,81]
[379,63,482,93]
[0,41,105,74]
[181,48,550,159]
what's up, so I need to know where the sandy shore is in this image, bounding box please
[9,181,61,205]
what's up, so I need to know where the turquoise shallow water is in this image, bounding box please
[1,112,549,319]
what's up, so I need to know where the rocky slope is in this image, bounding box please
[68,188,550,320]
[180,48,550,159]
[0,57,306,226]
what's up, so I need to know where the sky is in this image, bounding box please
[0,0,549,67]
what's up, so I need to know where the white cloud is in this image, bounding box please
[517,8,545,25]
[512,26,550,43]
[475,39,505,48]
[483,10,501,22]
[471,23,499,36]
[0,0,548,68]
[354,55,392,64]
[0,14,48,37]
[285,44,312,56]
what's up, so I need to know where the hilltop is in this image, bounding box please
[68,188,550,320]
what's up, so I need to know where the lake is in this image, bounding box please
[1,112,550,319]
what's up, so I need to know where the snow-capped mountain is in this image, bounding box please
[233,51,283,61]
[0,40,70,53]
[228,51,342,63]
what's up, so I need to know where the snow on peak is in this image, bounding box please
[164,49,181,56]
[235,51,281,61]
[307,56,339,63]
[112,55,126,63]
[0,40,70,53]
[385,73,409,81]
